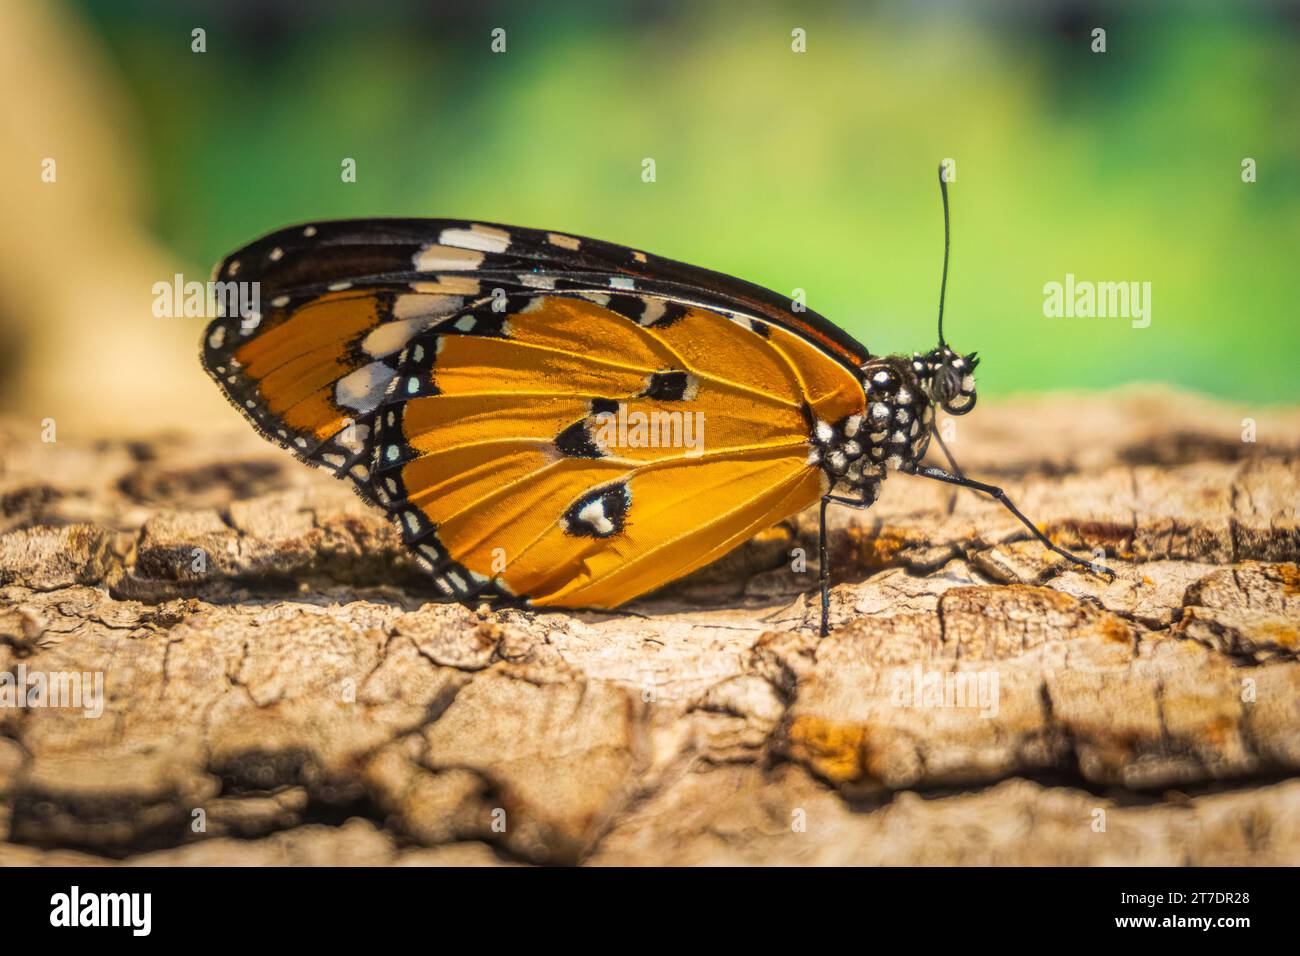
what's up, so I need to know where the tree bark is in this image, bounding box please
[1,386,1297,865]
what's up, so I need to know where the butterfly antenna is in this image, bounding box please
[936,163,951,351]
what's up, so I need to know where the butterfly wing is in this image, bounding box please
[201,220,870,606]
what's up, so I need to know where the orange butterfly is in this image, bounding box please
[202,169,1111,635]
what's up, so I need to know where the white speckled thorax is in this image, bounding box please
[807,355,935,498]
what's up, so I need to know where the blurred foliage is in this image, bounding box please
[74,0,1300,402]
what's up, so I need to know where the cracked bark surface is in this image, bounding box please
[1,386,1297,865]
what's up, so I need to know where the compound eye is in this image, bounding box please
[934,365,961,404]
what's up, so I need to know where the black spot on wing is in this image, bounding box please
[649,301,688,328]
[371,403,422,476]
[391,368,439,400]
[555,419,605,459]
[561,483,631,539]
[601,293,647,323]
[383,331,442,405]
[439,305,511,338]
[641,370,692,401]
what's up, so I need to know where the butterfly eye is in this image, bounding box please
[934,364,961,404]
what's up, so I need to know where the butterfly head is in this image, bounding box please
[919,346,979,415]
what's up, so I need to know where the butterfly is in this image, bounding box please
[201,168,1112,636]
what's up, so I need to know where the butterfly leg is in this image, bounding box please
[818,490,877,637]
[928,423,965,479]
[911,465,1116,579]
[818,497,831,637]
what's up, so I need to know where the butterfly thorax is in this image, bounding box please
[808,355,935,499]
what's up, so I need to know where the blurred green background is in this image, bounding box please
[14,0,1300,416]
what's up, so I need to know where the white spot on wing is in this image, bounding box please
[680,374,700,401]
[413,244,485,272]
[335,362,397,413]
[362,313,445,357]
[338,424,369,450]
[438,224,510,254]
[639,299,666,326]
[578,497,614,535]
[393,295,465,326]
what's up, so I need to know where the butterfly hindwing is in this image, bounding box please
[370,292,865,606]
[201,220,872,608]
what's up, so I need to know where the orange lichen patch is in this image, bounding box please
[1047,520,1132,557]
[843,524,911,570]
[1277,562,1300,596]
[1098,614,1136,645]
[1256,621,1299,647]
[1067,520,1133,545]
[1198,712,1241,749]
[786,715,866,785]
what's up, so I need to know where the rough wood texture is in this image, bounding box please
[1,387,1297,865]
